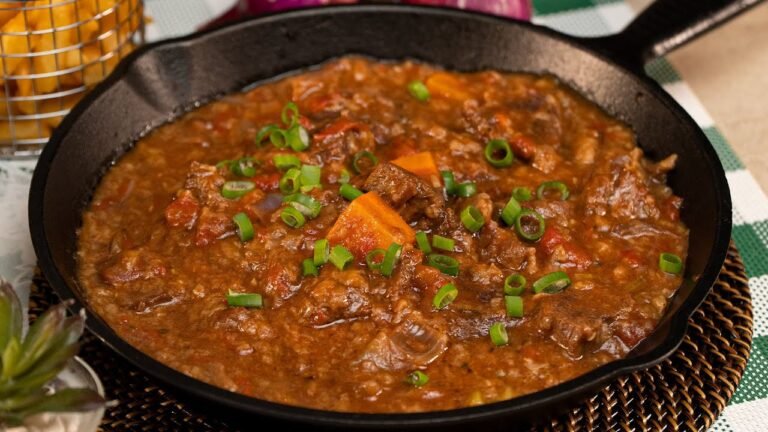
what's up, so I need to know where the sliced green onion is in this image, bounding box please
[340,183,363,201]
[283,193,322,218]
[330,245,354,270]
[280,206,306,228]
[232,212,254,242]
[659,253,683,274]
[512,186,532,202]
[269,128,288,148]
[255,124,280,146]
[273,154,301,171]
[407,80,430,102]
[313,239,330,266]
[537,181,570,200]
[339,169,351,184]
[216,159,233,170]
[456,182,477,198]
[227,290,263,308]
[279,168,302,194]
[366,248,386,271]
[432,283,458,310]
[352,150,378,174]
[533,271,571,294]
[221,180,255,199]
[515,209,545,241]
[460,205,484,233]
[231,157,257,177]
[302,258,318,277]
[300,165,322,188]
[505,296,523,318]
[380,243,403,277]
[441,170,457,195]
[287,124,311,151]
[484,139,514,168]
[432,235,455,252]
[503,274,526,296]
[489,322,508,346]
[281,101,300,127]
[415,231,432,254]
[501,195,522,226]
[427,254,459,276]
[406,370,429,387]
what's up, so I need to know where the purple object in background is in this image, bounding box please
[203,0,531,30]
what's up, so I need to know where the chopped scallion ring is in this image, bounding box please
[501,195,522,226]
[659,253,683,274]
[514,209,545,241]
[512,186,532,202]
[432,283,458,310]
[432,235,455,252]
[280,206,306,228]
[489,322,508,346]
[279,168,302,194]
[339,183,363,201]
[407,80,430,102]
[232,212,254,242]
[339,169,351,184]
[329,245,354,270]
[255,124,280,146]
[302,258,318,277]
[352,150,378,174]
[366,248,386,271]
[460,205,485,233]
[532,271,571,294]
[287,124,311,151]
[231,157,257,177]
[380,243,403,277]
[415,231,432,254]
[503,274,526,296]
[216,159,233,170]
[484,139,514,168]
[300,165,321,187]
[406,370,429,387]
[455,182,477,198]
[269,128,288,148]
[283,193,322,218]
[314,239,330,266]
[226,290,263,308]
[537,181,570,200]
[281,101,300,127]
[221,180,255,199]
[441,170,457,195]
[505,296,523,318]
[427,254,460,276]
[273,154,301,171]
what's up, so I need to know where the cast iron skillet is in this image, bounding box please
[29,0,758,429]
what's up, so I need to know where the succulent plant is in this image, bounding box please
[0,280,105,427]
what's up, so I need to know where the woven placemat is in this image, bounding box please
[28,242,752,431]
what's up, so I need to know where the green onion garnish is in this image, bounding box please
[533,271,571,294]
[255,124,280,146]
[302,258,318,277]
[415,231,432,254]
[339,168,351,184]
[329,245,354,270]
[537,181,570,200]
[432,235,455,252]
[441,170,457,195]
[366,248,386,271]
[352,150,378,174]
[231,157,257,177]
[281,101,300,127]
[512,186,532,202]
[432,283,458,310]
[300,165,322,188]
[489,322,508,346]
[279,168,302,194]
[406,370,429,387]
[501,195,522,226]
[407,80,430,102]
[227,290,263,308]
[339,183,363,201]
[380,243,403,277]
[514,209,545,241]
[287,124,311,151]
[216,159,233,170]
[503,274,526,296]
[314,239,330,266]
[427,254,459,276]
[455,182,477,198]
[659,253,683,274]
[280,206,306,228]
[460,205,485,233]
[283,193,322,218]
[273,154,301,171]
[269,128,288,148]
[484,139,514,168]
[232,212,254,242]
[221,180,255,199]
[505,296,523,318]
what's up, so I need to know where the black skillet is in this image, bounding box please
[29,0,759,429]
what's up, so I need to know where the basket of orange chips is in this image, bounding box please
[0,0,145,156]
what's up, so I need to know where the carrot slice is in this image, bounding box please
[425,72,471,100]
[327,192,415,260]
[391,151,441,188]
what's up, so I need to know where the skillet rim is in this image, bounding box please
[29,4,732,427]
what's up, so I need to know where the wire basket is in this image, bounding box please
[0,0,145,158]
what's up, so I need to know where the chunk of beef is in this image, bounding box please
[358,310,447,371]
[263,251,301,307]
[301,270,372,326]
[184,162,229,208]
[477,221,531,270]
[100,249,166,285]
[363,163,445,224]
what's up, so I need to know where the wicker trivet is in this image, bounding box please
[28,242,752,431]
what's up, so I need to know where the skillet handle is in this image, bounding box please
[585,0,763,71]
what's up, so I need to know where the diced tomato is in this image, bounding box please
[540,226,566,254]
[414,264,450,296]
[194,209,234,246]
[390,135,418,159]
[164,190,199,229]
[510,134,537,160]
[313,118,370,141]
[250,173,280,192]
[540,226,592,269]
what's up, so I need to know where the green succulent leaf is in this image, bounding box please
[0,343,80,398]
[1,388,104,427]
[0,280,23,355]
[1,337,21,381]
[11,302,70,378]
